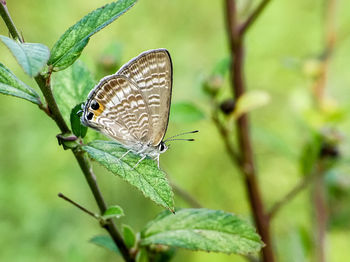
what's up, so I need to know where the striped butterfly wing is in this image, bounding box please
[83,75,152,147]
[116,49,173,146]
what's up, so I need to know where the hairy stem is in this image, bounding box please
[225,1,275,261]
[0,3,133,261]
[0,1,23,41]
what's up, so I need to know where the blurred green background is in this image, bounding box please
[1,0,350,261]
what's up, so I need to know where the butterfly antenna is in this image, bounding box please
[165,138,195,142]
[164,130,199,142]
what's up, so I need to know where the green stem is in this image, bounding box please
[0,1,23,41]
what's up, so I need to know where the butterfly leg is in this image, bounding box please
[118,149,132,161]
[131,155,147,170]
[153,155,160,169]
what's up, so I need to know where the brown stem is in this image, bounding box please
[311,1,336,261]
[268,175,313,219]
[0,4,133,261]
[0,1,23,42]
[58,192,98,219]
[73,151,133,262]
[239,0,271,35]
[225,1,275,261]
[313,171,327,262]
[34,74,70,133]
[211,104,240,166]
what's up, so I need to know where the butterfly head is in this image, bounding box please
[158,142,168,154]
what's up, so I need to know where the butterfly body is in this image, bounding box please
[81,49,172,167]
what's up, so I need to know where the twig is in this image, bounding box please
[0,5,134,262]
[224,1,275,261]
[313,164,327,262]
[170,181,202,208]
[268,174,314,219]
[239,0,271,35]
[0,1,23,42]
[311,1,337,261]
[34,74,70,133]
[211,105,240,166]
[58,192,98,219]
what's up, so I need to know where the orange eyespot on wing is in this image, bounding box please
[93,102,104,116]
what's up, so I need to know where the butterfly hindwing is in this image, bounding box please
[117,49,172,146]
[83,75,152,147]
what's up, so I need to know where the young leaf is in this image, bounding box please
[0,63,41,105]
[169,102,205,123]
[51,60,94,124]
[102,205,125,220]
[82,140,175,211]
[0,35,50,77]
[136,248,149,262]
[122,224,136,249]
[70,103,88,138]
[141,208,263,255]
[212,56,230,77]
[89,235,119,254]
[48,0,137,71]
[233,90,270,119]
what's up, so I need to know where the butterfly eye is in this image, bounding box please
[86,112,94,120]
[159,143,167,152]
[90,100,100,110]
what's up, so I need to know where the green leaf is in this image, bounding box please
[51,60,94,124]
[0,35,50,77]
[299,132,322,176]
[70,103,88,138]
[212,57,230,77]
[0,63,41,105]
[48,0,137,71]
[136,248,149,262]
[170,102,205,122]
[122,224,136,249]
[102,205,125,220]
[82,140,175,211]
[233,90,270,119]
[89,235,119,254]
[141,208,263,255]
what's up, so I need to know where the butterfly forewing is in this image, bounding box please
[117,49,172,146]
[84,75,152,147]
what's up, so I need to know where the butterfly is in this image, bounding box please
[81,49,194,168]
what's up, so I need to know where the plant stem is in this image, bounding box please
[268,175,313,219]
[239,0,271,34]
[312,162,327,262]
[58,192,98,219]
[0,4,134,261]
[212,104,240,166]
[170,180,202,208]
[224,1,275,261]
[73,151,133,262]
[0,1,23,42]
[34,74,70,133]
[311,1,337,260]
